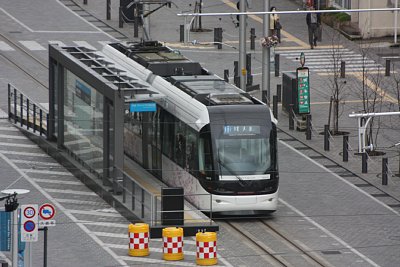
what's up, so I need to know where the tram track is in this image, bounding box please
[0,32,48,88]
[219,219,332,267]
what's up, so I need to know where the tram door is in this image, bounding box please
[142,110,162,177]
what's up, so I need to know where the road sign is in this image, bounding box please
[20,204,38,242]
[296,67,310,114]
[39,220,56,227]
[39,203,56,220]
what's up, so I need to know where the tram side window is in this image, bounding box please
[162,111,174,158]
[186,127,198,174]
[125,111,142,137]
[198,130,213,180]
[174,121,186,168]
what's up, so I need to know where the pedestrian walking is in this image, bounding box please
[306,5,321,49]
[270,6,282,43]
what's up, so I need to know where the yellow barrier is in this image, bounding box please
[196,232,217,266]
[162,227,184,261]
[128,223,150,257]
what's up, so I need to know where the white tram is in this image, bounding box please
[102,41,279,213]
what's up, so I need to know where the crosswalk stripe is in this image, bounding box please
[79,221,128,228]
[10,159,59,166]
[276,48,350,53]
[0,41,14,51]
[21,169,71,175]
[56,199,106,206]
[280,51,355,56]
[73,41,97,50]
[0,134,27,139]
[0,127,19,131]
[106,243,198,255]
[44,188,97,196]
[285,55,372,60]
[0,150,48,157]
[0,142,37,148]
[119,256,196,266]
[19,41,46,51]
[69,209,120,217]
[31,178,82,185]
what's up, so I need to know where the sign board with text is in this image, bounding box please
[39,203,56,227]
[0,211,11,251]
[296,67,310,114]
[20,204,38,242]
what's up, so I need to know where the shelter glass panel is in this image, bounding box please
[64,70,104,175]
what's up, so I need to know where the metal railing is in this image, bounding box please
[7,83,48,137]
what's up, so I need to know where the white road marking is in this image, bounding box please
[0,134,27,139]
[79,221,129,228]
[0,41,14,51]
[0,142,37,148]
[43,188,97,196]
[0,126,18,131]
[0,152,128,267]
[119,256,197,266]
[21,169,71,176]
[68,209,120,217]
[31,178,82,185]
[55,199,105,206]
[107,243,197,255]
[19,41,46,50]
[0,150,49,157]
[10,159,59,166]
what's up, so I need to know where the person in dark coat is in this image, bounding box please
[306,5,321,49]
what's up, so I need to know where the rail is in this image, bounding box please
[7,83,49,137]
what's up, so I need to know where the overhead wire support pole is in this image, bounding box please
[239,0,247,91]
[262,0,270,104]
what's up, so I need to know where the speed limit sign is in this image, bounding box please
[20,204,38,242]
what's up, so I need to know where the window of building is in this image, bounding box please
[333,0,351,9]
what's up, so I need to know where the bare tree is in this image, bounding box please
[325,29,348,134]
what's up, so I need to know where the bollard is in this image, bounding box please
[273,95,278,120]
[180,25,184,42]
[250,28,256,50]
[83,0,87,4]
[196,232,218,266]
[128,223,150,257]
[106,0,111,20]
[385,59,391,76]
[214,28,222,49]
[340,61,345,78]
[274,53,280,77]
[119,7,123,28]
[218,28,223,49]
[382,157,388,185]
[324,125,330,151]
[306,114,312,140]
[362,152,368,173]
[224,69,229,82]
[246,54,252,86]
[343,135,348,162]
[289,104,294,130]
[163,227,184,261]
[277,84,282,103]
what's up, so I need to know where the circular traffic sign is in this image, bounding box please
[23,206,36,219]
[39,203,56,220]
[24,220,36,232]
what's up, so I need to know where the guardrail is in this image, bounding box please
[7,83,48,137]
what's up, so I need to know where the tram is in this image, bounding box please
[102,41,279,213]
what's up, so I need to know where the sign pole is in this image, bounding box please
[44,227,48,267]
[12,209,18,267]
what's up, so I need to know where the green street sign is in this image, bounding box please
[297,67,310,114]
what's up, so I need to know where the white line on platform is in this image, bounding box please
[106,243,197,255]
[0,152,128,267]
[31,178,82,185]
[19,41,46,51]
[119,255,197,266]
[43,188,97,196]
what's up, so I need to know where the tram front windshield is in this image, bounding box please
[216,125,271,176]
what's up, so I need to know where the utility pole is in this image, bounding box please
[239,0,247,90]
[262,0,270,104]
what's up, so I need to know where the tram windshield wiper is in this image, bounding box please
[216,154,247,187]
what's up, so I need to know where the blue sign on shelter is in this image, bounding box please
[130,102,157,112]
[0,211,11,251]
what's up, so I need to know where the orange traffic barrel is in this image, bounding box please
[162,227,184,261]
[196,232,217,266]
[128,223,150,257]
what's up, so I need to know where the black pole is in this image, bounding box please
[119,6,123,28]
[224,69,229,82]
[289,104,294,130]
[362,152,368,173]
[39,227,48,267]
[107,0,111,20]
[7,84,11,120]
[385,59,391,76]
[217,28,222,49]
[324,124,330,151]
[274,53,280,77]
[180,25,184,42]
[273,95,278,120]
[340,61,345,78]
[343,135,348,162]
[306,114,312,140]
[83,0,87,5]
[250,28,256,50]
[382,157,388,185]
[277,84,282,103]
